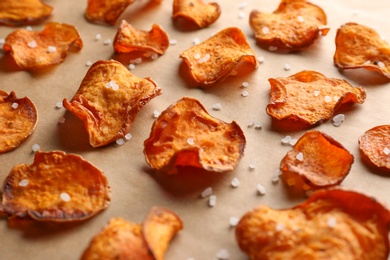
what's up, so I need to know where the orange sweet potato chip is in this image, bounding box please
[249,0,329,52]
[359,125,390,172]
[85,0,135,26]
[334,22,390,79]
[236,188,390,259]
[172,0,221,30]
[0,91,38,153]
[180,27,258,86]
[3,22,83,70]
[144,97,246,174]
[0,150,111,222]
[0,0,53,26]
[280,130,354,191]
[113,20,169,56]
[266,70,366,126]
[81,207,183,260]
[63,60,161,148]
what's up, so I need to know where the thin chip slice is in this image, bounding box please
[113,20,169,56]
[172,0,221,30]
[0,91,38,153]
[0,150,111,222]
[266,70,366,126]
[236,188,390,259]
[63,60,162,148]
[249,0,329,52]
[359,125,390,172]
[85,0,135,26]
[0,0,53,26]
[334,22,390,79]
[180,27,258,86]
[144,97,246,174]
[280,130,354,191]
[3,22,83,70]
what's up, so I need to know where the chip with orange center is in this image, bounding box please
[0,0,53,26]
[249,0,329,52]
[144,97,246,174]
[63,60,162,148]
[81,207,183,260]
[180,27,258,86]
[85,0,135,26]
[0,150,111,222]
[3,22,83,70]
[334,22,390,79]
[236,188,390,259]
[172,0,221,30]
[0,91,38,153]
[113,20,169,56]
[280,130,354,191]
[266,70,366,126]
[359,125,390,172]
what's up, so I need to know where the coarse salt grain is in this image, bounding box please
[262,26,270,34]
[296,152,304,161]
[55,101,63,108]
[377,61,385,68]
[333,96,340,102]
[272,169,281,184]
[216,249,229,260]
[116,138,125,145]
[26,26,33,31]
[209,195,217,207]
[231,177,240,188]
[27,40,37,48]
[229,216,240,227]
[194,53,201,59]
[297,16,305,22]
[151,53,158,60]
[247,120,255,127]
[257,183,266,195]
[169,39,177,45]
[58,117,66,124]
[60,192,71,202]
[128,63,136,70]
[238,11,245,19]
[193,38,200,45]
[198,53,210,63]
[47,46,56,53]
[314,90,320,96]
[103,38,112,45]
[269,46,278,52]
[241,90,249,97]
[332,114,345,127]
[249,162,256,170]
[95,33,102,41]
[134,58,142,64]
[32,144,40,152]
[212,103,222,111]
[187,137,195,145]
[242,81,249,88]
[254,122,262,129]
[258,56,265,63]
[324,96,332,102]
[11,102,18,109]
[284,63,291,71]
[86,61,93,67]
[289,138,298,146]
[327,217,337,228]
[153,110,161,118]
[276,222,285,231]
[201,187,213,198]
[281,135,292,145]
[19,179,29,187]
[125,133,132,140]
[383,147,390,155]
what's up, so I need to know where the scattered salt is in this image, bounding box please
[216,249,229,260]
[242,81,249,88]
[254,122,262,129]
[272,169,282,184]
[284,63,291,71]
[249,162,256,170]
[383,147,390,155]
[269,46,278,52]
[11,102,18,109]
[333,96,340,102]
[47,46,56,53]
[60,192,71,202]
[153,110,161,118]
[187,137,195,145]
[169,39,177,45]
[231,177,240,188]
[314,90,320,96]
[258,56,265,63]
[363,60,371,65]
[257,183,266,195]
[327,217,337,228]
[262,26,270,35]
[198,53,210,63]
[209,195,217,207]
[238,11,245,19]
[19,179,29,187]
[229,216,240,227]
[86,61,93,67]
[201,187,213,198]
[332,114,345,127]
[241,90,249,97]
[377,61,385,68]
[276,222,285,231]
[26,26,33,31]
[212,103,222,111]
[247,120,255,127]
[194,53,201,59]
[193,38,200,45]
[116,138,125,145]
[324,96,332,102]
[125,133,132,140]
[58,117,66,124]
[281,135,292,145]
[95,33,102,41]
[103,38,112,45]
[128,64,136,70]
[289,138,298,146]
[296,152,304,161]
[105,80,119,90]
[55,101,63,108]
[32,144,40,152]
[27,40,37,48]
[133,58,142,64]
[297,16,305,22]
[151,53,158,60]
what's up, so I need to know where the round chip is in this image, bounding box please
[0,0,53,26]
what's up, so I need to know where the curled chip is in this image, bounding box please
[172,0,221,30]
[85,0,134,26]
[236,188,390,259]
[144,97,246,174]
[249,0,329,52]
[280,130,354,191]
[63,60,161,148]
[266,70,366,126]
[180,27,258,86]
[359,125,390,172]
[0,150,111,222]
[3,22,83,70]
[113,20,169,56]
[0,0,53,26]
[81,207,183,260]
[334,22,390,79]
[0,91,38,153]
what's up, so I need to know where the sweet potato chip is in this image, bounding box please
[0,91,38,153]
[85,0,135,26]
[180,27,258,86]
[0,0,53,26]
[359,125,390,172]
[113,20,169,56]
[81,207,183,260]
[236,188,390,259]
[249,0,329,52]
[280,130,354,191]
[63,60,161,148]
[266,70,366,126]
[0,150,111,222]
[144,97,246,173]
[334,22,390,79]
[3,22,83,70]
[172,0,221,30]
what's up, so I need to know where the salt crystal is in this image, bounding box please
[276,222,285,231]
[27,40,37,48]
[212,103,222,111]
[187,137,195,145]
[26,26,33,31]
[272,169,281,184]
[95,33,102,41]
[249,162,256,170]
[284,63,291,71]
[231,177,240,188]
[281,135,292,145]
[193,38,200,45]
[254,122,262,129]
[19,179,29,187]
[55,101,63,108]
[324,96,332,102]
[216,249,229,260]
[247,120,255,127]
[86,61,93,67]
[194,53,201,59]
[198,53,210,63]
[314,90,320,96]
[153,110,161,118]
[209,195,217,207]
[103,38,112,45]
[258,56,265,63]
[125,133,132,140]
[363,60,371,65]
[257,183,266,195]
[58,117,66,124]
[60,192,71,202]
[201,187,213,198]
[289,138,298,146]
[241,90,249,97]
[32,144,40,152]
[133,58,142,64]
[327,217,337,228]
[296,152,304,161]
[169,39,177,45]
[238,11,245,19]
[377,61,385,68]
[151,53,158,60]
[262,26,270,34]
[47,46,56,53]
[333,96,340,102]
[11,102,18,109]
[297,16,305,22]
[116,138,125,145]
[229,216,240,227]
[128,64,136,70]
[269,46,278,52]
[332,114,345,127]
[383,147,390,155]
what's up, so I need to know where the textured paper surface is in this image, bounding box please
[1,1,390,259]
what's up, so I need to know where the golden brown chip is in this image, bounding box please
[0,91,38,153]
[0,150,111,222]
[359,125,390,172]
[3,22,83,70]
[81,207,183,260]
[113,20,169,56]
[280,130,354,191]
[249,0,329,52]
[236,188,390,260]
[172,0,221,30]
[180,27,258,86]
[0,0,53,26]
[85,0,135,26]
[63,60,161,148]
[266,70,366,126]
[334,22,390,79]
[144,97,246,174]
